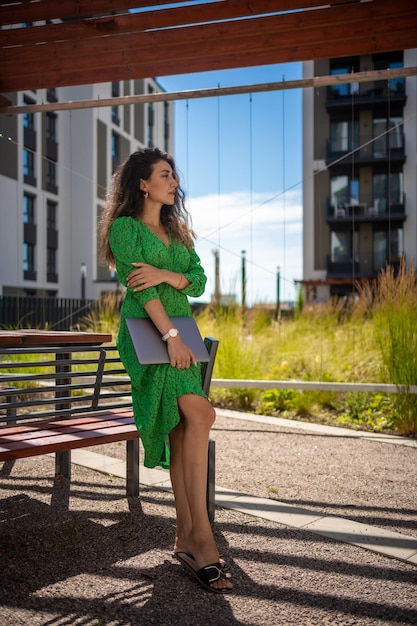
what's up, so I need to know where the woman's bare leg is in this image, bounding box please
[169,394,232,591]
[169,420,192,548]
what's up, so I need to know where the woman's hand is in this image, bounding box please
[166,335,197,369]
[127,263,163,291]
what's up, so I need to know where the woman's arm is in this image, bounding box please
[127,263,189,292]
[144,298,196,367]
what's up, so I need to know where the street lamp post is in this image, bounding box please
[80,262,86,300]
[274,266,281,321]
[241,250,246,310]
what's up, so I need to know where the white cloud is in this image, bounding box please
[188,190,303,305]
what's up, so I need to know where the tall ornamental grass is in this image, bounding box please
[195,302,386,429]
[370,261,417,436]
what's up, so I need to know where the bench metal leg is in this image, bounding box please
[56,450,71,478]
[126,438,140,498]
[5,391,16,425]
[206,438,215,522]
[55,351,71,479]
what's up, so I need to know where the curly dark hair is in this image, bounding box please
[99,147,195,268]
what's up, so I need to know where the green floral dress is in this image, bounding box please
[108,216,208,469]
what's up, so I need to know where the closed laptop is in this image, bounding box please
[126,316,210,365]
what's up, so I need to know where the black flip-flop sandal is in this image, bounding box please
[173,551,232,577]
[174,552,233,594]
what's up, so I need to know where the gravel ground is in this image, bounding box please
[1,411,416,625]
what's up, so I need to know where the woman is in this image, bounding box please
[100,148,232,594]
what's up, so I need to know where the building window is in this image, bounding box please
[330,175,359,209]
[374,52,404,93]
[373,228,403,272]
[148,85,154,147]
[373,117,403,157]
[373,172,403,212]
[23,242,35,272]
[330,230,359,263]
[47,247,57,275]
[112,131,120,172]
[329,120,359,153]
[23,193,35,224]
[23,148,35,178]
[112,81,120,125]
[164,102,170,151]
[329,58,359,97]
[46,199,58,281]
[46,160,57,188]
[23,97,35,130]
[112,105,120,125]
[46,112,57,140]
[47,199,57,229]
[46,88,58,102]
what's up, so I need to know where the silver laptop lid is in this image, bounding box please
[126,317,210,364]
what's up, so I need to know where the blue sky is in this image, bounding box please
[157,62,303,305]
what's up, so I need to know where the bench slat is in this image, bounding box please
[0,413,139,460]
[0,416,136,443]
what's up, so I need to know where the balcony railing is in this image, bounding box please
[326,78,406,109]
[326,253,402,279]
[326,131,405,166]
[326,194,405,221]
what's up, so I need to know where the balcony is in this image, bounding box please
[326,78,406,112]
[326,256,360,278]
[326,132,405,167]
[327,252,401,280]
[326,194,406,224]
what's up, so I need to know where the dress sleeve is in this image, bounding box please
[181,248,207,298]
[109,217,159,306]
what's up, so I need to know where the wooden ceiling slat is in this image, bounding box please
[0,0,186,26]
[2,0,412,67]
[3,26,416,94]
[0,0,354,46]
[0,0,359,28]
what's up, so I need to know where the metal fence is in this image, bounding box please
[0,296,97,330]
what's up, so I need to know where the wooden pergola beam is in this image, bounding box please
[2,66,415,116]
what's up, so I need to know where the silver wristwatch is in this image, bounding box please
[162,328,179,341]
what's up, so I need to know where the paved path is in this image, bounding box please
[70,409,417,568]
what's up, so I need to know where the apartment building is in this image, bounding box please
[302,49,417,302]
[0,78,174,300]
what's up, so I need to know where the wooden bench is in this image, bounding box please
[0,330,219,520]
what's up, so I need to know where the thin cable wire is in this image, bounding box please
[217,85,221,257]
[387,78,392,264]
[282,75,286,303]
[350,68,356,296]
[186,99,190,194]
[249,93,253,309]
